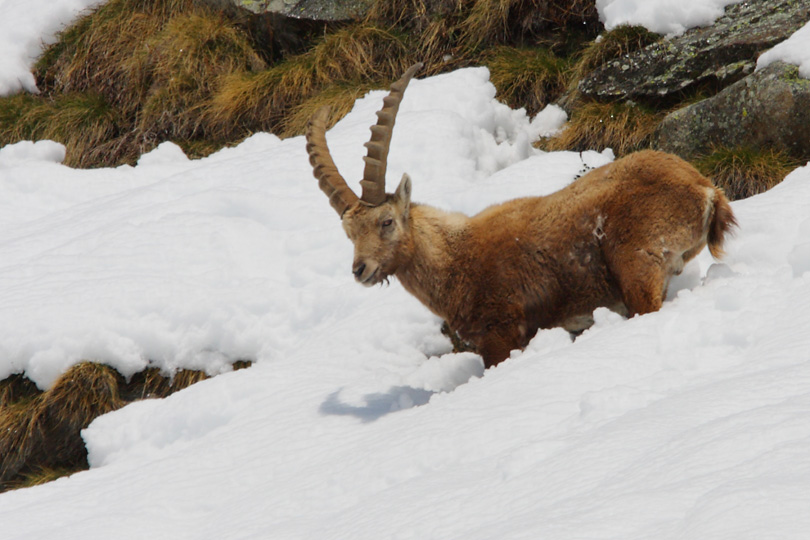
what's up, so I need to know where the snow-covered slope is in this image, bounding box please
[3,0,810,538]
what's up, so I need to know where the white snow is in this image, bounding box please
[0,0,106,96]
[595,0,743,35]
[3,0,810,538]
[757,20,810,79]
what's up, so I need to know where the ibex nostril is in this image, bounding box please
[353,263,366,279]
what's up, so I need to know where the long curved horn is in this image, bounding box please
[360,62,423,206]
[306,106,359,217]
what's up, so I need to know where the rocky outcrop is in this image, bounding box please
[209,0,373,21]
[655,61,810,160]
[579,0,810,101]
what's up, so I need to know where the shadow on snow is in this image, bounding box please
[319,386,435,423]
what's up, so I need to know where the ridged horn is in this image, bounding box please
[306,106,359,218]
[360,62,423,206]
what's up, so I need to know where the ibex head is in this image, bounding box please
[306,63,422,286]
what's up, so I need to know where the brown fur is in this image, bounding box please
[337,150,737,368]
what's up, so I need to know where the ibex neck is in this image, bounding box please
[396,204,469,320]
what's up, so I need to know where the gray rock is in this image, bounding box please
[655,61,810,160]
[198,0,372,59]
[579,0,810,101]
[218,0,373,21]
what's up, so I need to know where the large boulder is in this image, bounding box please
[655,61,810,161]
[579,0,810,101]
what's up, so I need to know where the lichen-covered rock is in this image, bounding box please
[216,0,373,21]
[655,62,810,161]
[579,0,810,101]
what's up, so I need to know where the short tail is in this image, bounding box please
[707,187,738,259]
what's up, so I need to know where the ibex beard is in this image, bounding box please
[306,63,737,369]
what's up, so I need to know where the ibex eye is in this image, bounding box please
[381,218,393,228]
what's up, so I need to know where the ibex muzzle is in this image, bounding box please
[306,64,737,368]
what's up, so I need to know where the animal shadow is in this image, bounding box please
[319,386,435,423]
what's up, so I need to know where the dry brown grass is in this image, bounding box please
[1,360,248,492]
[206,24,413,138]
[539,100,663,155]
[9,0,266,166]
[1,363,123,491]
[35,0,196,116]
[694,146,801,200]
[1,0,606,167]
[0,93,121,167]
[459,0,597,50]
[486,45,569,115]
[280,82,377,137]
[136,11,266,140]
[370,0,598,48]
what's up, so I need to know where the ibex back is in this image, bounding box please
[306,64,737,368]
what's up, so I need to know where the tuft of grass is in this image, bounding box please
[1,362,123,491]
[207,24,412,138]
[137,11,266,141]
[308,24,413,82]
[34,0,191,116]
[694,146,801,200]
[1,360,250,492]
[368,0,598,63]
[9,93,119,167]
[0,374,39,407]
[458,0,598,50]
[486,45,570,115]
[367,0,458,30]
[280,82,376,137]
[8,467,77,490]
[22,0,264,166]
[539,100,663,155]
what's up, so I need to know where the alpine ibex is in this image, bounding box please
[306,63,737,368]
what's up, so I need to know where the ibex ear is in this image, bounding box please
[393,173,411,218]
